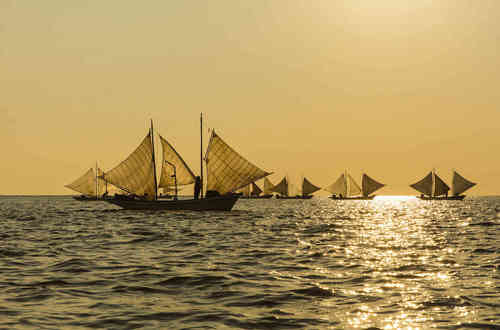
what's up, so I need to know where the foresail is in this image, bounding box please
[302,177,321,195]
[347,174,362,197]
[410,172,433,196]
[362,174,385,197]
[271,177,288,196]
[158,135,196,189]
[452,171,476,196]
[251,182,262,196]
[102,133,157,200]
[65,168,96,196]
[205,131,271,194]
[263,178,274,195]
[433,173,450,196]
[324,174,347,196]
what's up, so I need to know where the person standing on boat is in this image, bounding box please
[194,176,201,199]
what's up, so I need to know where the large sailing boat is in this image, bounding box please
[101,116,271,211]
[326,172,385,200]
[65,164,108,201]
[410,170,476,200]
[272,176,320,199]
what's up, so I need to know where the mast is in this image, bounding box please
[200,113,204,199]
[150,119,158,200]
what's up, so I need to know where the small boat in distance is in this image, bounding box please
[65,164,109,201]
[237,181,273,199]
[272,176,320,199]
[100,116,271,211]
[410,170,476,200]
[326,172,385,200]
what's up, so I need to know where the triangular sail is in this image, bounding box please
[236,184,251,197]
[271,177,288,196]
[410,171,433,196]
[324,174,347,196]
[102,133,157,200]
[65,168,97,197]
[251,182,262,196]
[96,167,107,197]
[302,177,321,195]
[205,131,271,194]
[362,174,385,197]
[347,174,362,197]
[158,135,196,190]
[433,172,450,197]
[263,178,274,195]
[452,171,476,196]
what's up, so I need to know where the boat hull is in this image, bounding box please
[329,195,375,200]
[103,195,239,211]
[418,195,465,200]
[240,194,273,199]
[73,196,102,202]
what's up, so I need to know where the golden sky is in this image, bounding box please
[2,0,499,195]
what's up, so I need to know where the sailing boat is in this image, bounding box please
[272,176,320,199]
[101,116,271,211]
[237,180,273,199]
[410,170,476,200]
[65,164,108,201]
[326,172,385,200]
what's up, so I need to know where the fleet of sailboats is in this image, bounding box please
[410,170,476,200]
[325,172,385,200]
[66,118,480,207]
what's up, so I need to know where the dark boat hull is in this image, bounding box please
[329,195,375,200]
[103,195,239,211]
[418,195,465,200]
[276,195,313,199]
[240,194,273,199]
[73,196,101,202]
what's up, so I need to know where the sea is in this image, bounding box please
[0,195,499,329]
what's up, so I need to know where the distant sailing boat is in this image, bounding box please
[237,180,273,199]
[326,172,385,200]
[65,164,108,201]
[410,170,476,200]
[272,176,320,199]
[101,116,271,211]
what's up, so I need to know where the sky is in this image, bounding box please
[1,0,499,195]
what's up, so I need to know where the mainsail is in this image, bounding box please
[158,135,196,190]
[302,177,321,196]
[65,168,97,197]
[263,178,274,195]
[410,171,433,196]
[205,131,271,194]
[347,174,362,197]
[271,177,288,196]
[325,174,347,196]
[251,182,263,196]
[452,171,476,196]
[433,172,450,197]
[102,133,157,200]
[362,174,385,197]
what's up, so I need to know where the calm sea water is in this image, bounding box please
[0,196,499,329]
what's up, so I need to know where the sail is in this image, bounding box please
[302,177,321,196]
[205,131,271,194]
[65,168,97,197]
[263,178,274,195]
[158,135,196,190]
[271,177,288,196]
[236,184,251,197]
[347,174,362,197]
[362,174,385,197]
[410,171,433,196]
[433,172,450,197]
[251,182,262,196]
[452,171,476,196]
[102,133,157,200]
[324,174,347,196]
[96,167,107,197]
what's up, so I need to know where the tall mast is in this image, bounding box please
[150,119,158,200]
[200,113,204,198]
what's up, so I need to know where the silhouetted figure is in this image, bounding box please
[194,176,201,200]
